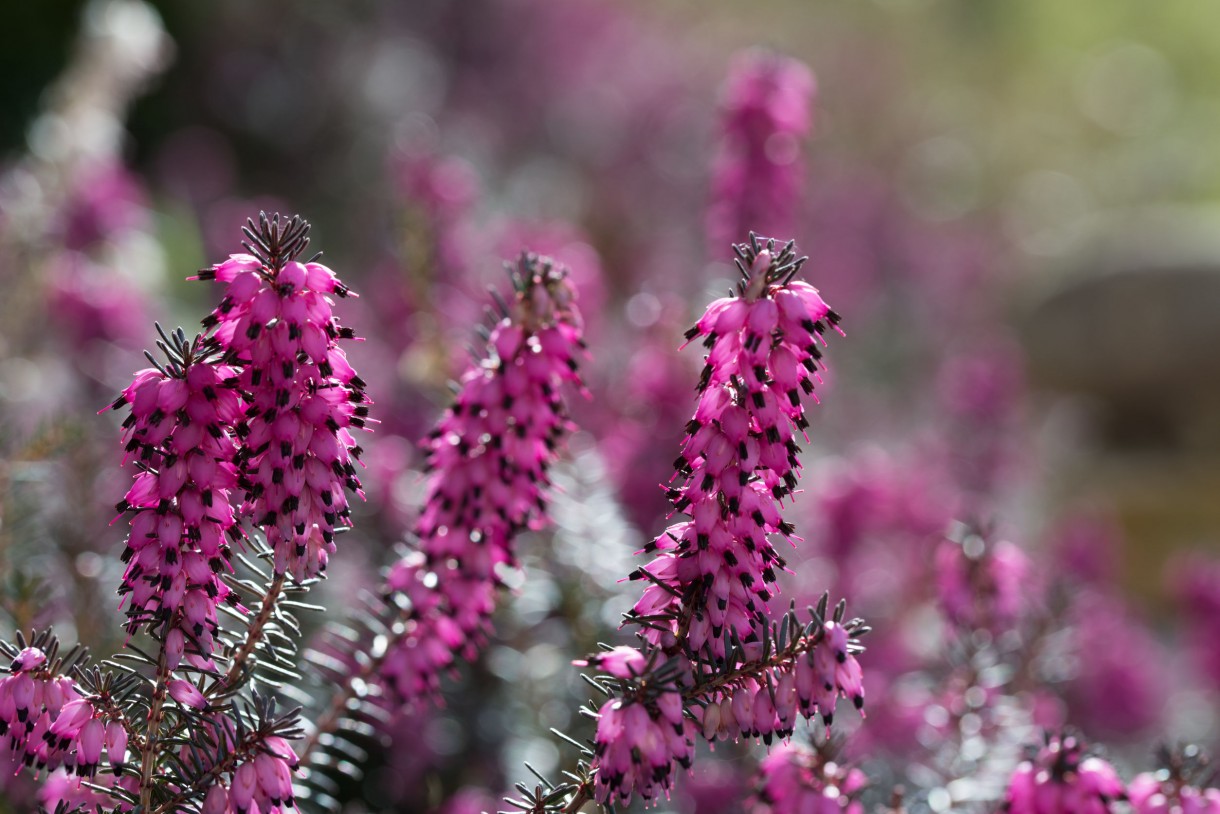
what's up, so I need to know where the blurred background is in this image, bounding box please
[2,1,1220,812]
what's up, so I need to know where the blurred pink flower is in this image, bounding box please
[707,51,815,257]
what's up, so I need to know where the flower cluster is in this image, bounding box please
[381,253,585,702]
[41,770,140,813]
[111,327,245,664]
[569,238,864,810]
[1129,771,1220,814]
[592,691,695,807]
[196,214,369,581]
[750,742,867,814]
[935,531,1030,632]
[1005,733,1124,814]
[698,620,865,744]
[200,740,300,814]
[578,650,695,807]
[708,52,816,255]
[0,644,124,779]
[630,236,841,658]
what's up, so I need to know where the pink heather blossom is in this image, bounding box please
[1061,594,1163,739]
[629,237,840,658]
[381,252,585,702]
[111,341,245,665]
[708,52,815,257]
[167,679,209,710]
[40,770,139,813]
[697,620,864,743]
[1005,734,1124,814]
[577,646,649,679]
[0,646,124,778]
[935,535,1030,632]
[58,161,149,251]
[194,732,300,814]
[187,716,300,814]
[592,689,696,807]
[1128,771,1220,814]
[750,742,867,814]
[197,245,369,581]
[1168,554,1220,693]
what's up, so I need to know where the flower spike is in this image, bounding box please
[195,213,370,580]
[380,252,586,703]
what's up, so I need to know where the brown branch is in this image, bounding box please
[295,634,392,767]
[218,571,287,694]
[138,645,172,810]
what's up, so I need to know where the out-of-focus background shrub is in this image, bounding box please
[2,1,1219,812]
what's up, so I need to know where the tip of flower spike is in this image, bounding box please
[504,251,580,332]
[238,212,312,272]
[731,234,808,298]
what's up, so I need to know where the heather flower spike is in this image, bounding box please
[708,52,816,256]
[1128,746,1220,814]
[1005,732,1124,814]
[379,251,585,703]
[111,323,245,665]
[750,741,868,814]
[631,234,842,659]
[0,631,109,779]
[196,212,370,581]
[536,236,865,812]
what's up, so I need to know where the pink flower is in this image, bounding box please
[629,237,840,658]
[750,742,867,814]
[196,215,370,581]
[381,252,585,704]
[577,646,649,680]
[1005,734,1124,814]
[167,679,209,710]
[1128,770,1220,814]
[111,329,245,664]
[697,619,865,745]
[707,52,816,257]
[40,770,138,813]
[0,642,119,777]
[197,737,300,814]
[935,534,1030,632]
[592,690,695,807]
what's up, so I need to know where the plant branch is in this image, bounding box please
[560,783,595,814]
[149,726,267,814]
[296,634,390,766]
[138,643,172,811]
[219,571,287,694]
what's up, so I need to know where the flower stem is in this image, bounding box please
[296,637,389,766]
[150,727,265,814]
[220,571,286,693]
[139,643,172,810]
[561,785,595,813]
